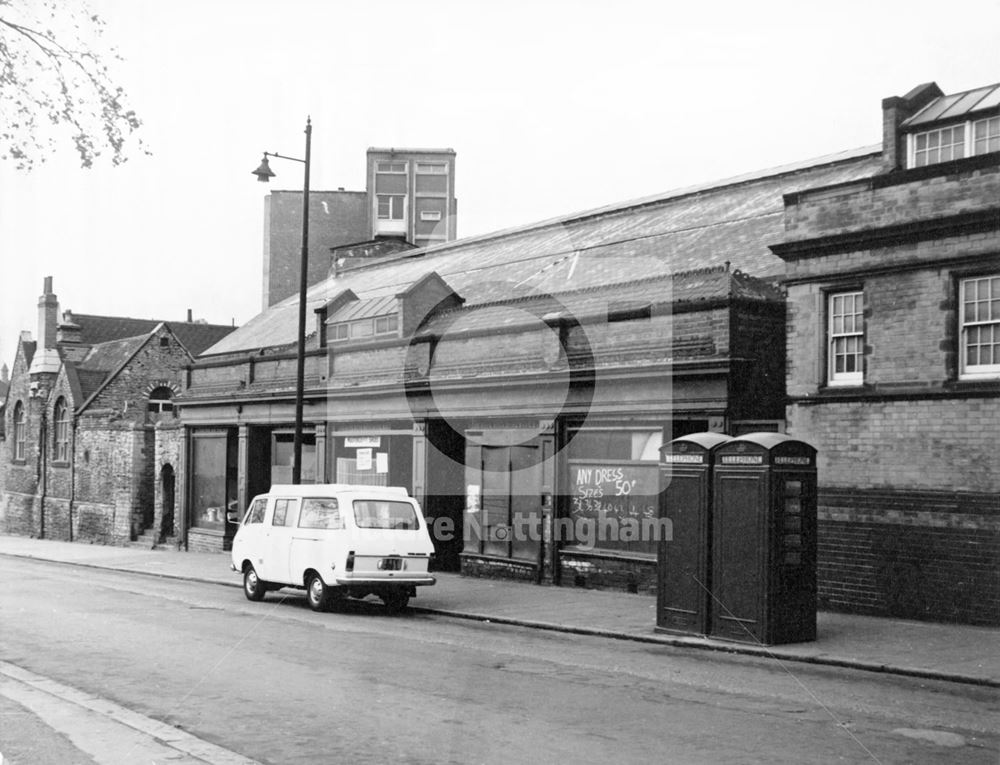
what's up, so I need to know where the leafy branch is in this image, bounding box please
[0,0,147,169]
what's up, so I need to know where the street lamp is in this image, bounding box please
[252,117,312,485]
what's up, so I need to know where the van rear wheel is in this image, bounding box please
[306,573,331,612]
[382,590,410,613]
[243,565,267,602]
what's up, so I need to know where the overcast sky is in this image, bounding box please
[1,0,998,369]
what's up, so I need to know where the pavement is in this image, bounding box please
[2,534,997,688]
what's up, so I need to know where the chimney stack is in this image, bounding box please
[28,276,62,377]
[57,309,83,344]
[187,308,193,323]
[881,82,943,172]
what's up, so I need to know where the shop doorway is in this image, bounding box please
[160,464,175,540]
[465,440,544,564]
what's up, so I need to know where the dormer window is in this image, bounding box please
[903,83,1000,169]
[974,116,1000,155]
[911,124,965,167]
[330,314,399,343]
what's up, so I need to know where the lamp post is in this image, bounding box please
[252,117,312,485]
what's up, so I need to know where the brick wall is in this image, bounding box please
[817,494,999,625]
[2,326,195,546]
[264,190,369,308]
[779,152,999,625]
[785,238,999,396]
[783,163,1000,242]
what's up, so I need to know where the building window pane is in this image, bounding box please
[911,125,965,167]
[54,397,69,462]
[377,194,404,220]
[147,386,174,414]
[960,275,1000,378]
[13,401,25,461]
[828,291,864,385]
[415,162,447,174]
[192,435,227,528]
[974,117,1000,155]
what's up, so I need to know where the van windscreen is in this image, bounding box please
[353,500,418,530]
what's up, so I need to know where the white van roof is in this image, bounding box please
[264,484,411,498]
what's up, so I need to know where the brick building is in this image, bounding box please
[263,147,457,308]
[177,148,879,586]
[1,278,235,545]
[772,82,1000,625]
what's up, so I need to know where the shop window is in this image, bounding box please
[13,401,25,461]
[564,427,663,556]
[960,275,1000,379]
[191,431,237,529]
[827,291,864,386]
[53,397,69,462]
[271,432,316,484]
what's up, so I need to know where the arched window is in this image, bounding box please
[13,401,25,461]
[53,397,69,462]
[147,386,174,414]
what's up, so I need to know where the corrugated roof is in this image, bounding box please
[903,83,1000,127]
[205,146,882,356]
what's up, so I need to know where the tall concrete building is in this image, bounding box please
[263,147,457,308]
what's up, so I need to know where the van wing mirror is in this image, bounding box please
[226,510,241,525]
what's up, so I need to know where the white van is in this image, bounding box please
[230,484,436,612]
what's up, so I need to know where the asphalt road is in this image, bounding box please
[0,556,997,765]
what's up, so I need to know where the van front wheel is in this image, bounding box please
[307,573,331,612]
[243,565,267,602]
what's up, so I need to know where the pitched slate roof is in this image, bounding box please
[69,334,149,403]
[71,315,235,355]
[205,146,883,356]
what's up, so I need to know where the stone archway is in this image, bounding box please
[160,464,176,541]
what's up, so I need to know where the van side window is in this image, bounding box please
[298,498,342,529]
[272,498,298,527]
[353,500,418,530]
[246,499,266,524]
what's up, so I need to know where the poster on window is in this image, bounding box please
[356,448,373,471]
[466,484,481,513]
[375,452,389,474]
